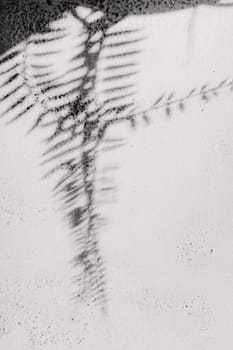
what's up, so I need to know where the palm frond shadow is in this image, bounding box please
[0,1,232,312]
[0,11,145,311]
[142,79,232,120]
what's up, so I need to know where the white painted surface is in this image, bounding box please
[0,4,233,349]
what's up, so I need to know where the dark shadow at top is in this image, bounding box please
[0,0,224,56]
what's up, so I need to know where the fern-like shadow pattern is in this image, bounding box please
[0,0,232,312]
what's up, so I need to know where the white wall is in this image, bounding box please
[0,4,233,349]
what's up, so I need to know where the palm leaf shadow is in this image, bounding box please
[0,5,146,310]
[0,0,233,312]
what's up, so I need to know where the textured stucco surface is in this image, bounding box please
[0,4,233,349]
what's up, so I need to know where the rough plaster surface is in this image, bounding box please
[0,5,233,349]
